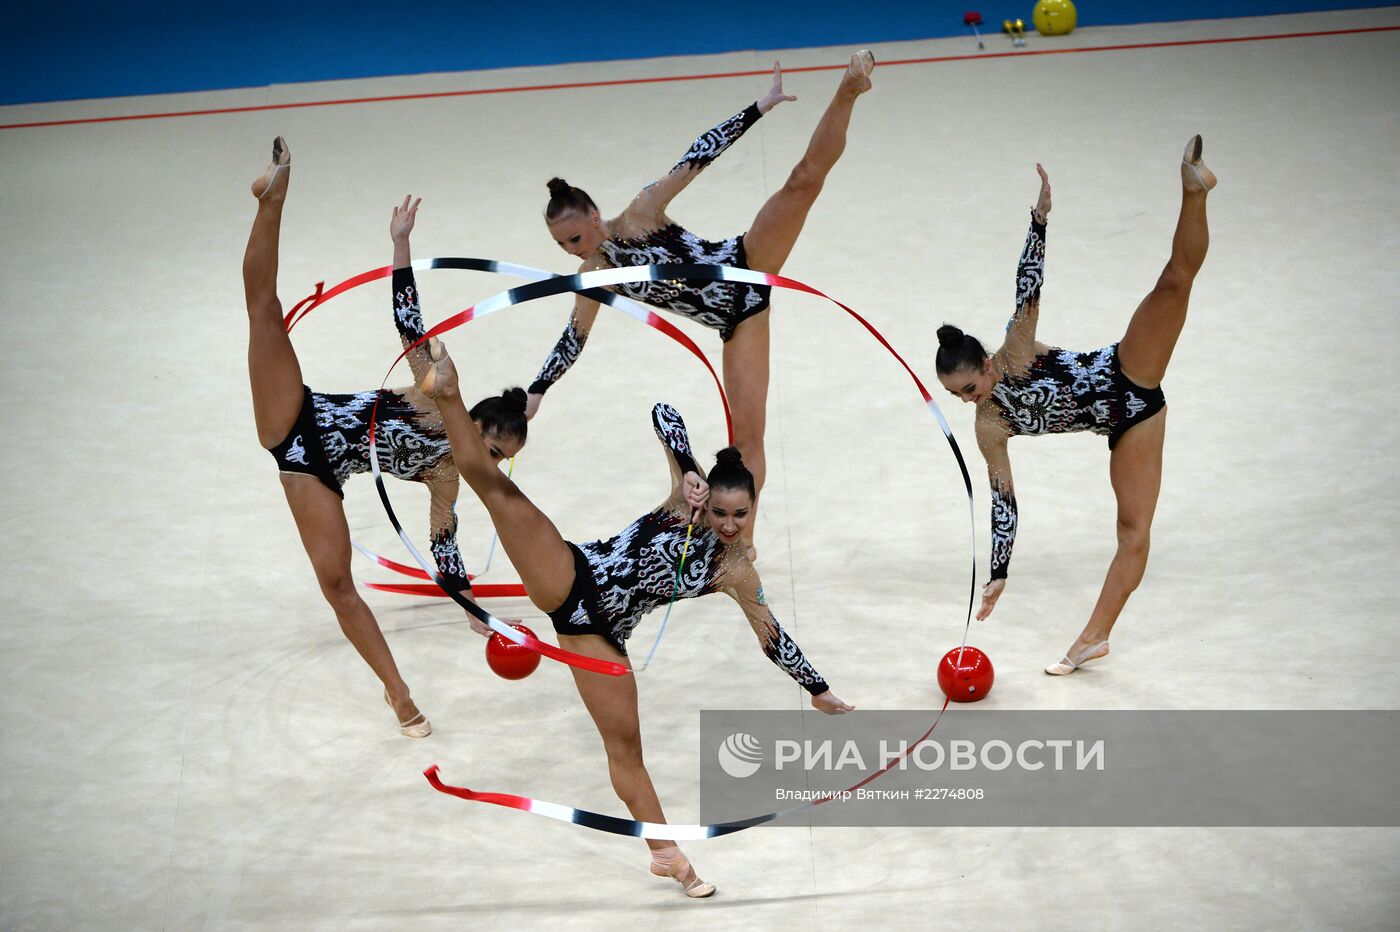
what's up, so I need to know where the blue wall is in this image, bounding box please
[2,1,1392,105]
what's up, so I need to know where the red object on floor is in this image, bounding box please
[937,646,994,702]
[487,624,543,680]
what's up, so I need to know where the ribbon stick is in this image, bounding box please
[634,520,694,673]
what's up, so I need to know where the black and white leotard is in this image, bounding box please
[598,220,770,341]
[529,104,772,396]
[546,403,830,696]
[980,214,1167,580]
[267,268,474,594]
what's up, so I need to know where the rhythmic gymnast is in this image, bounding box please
[243,138,527,736]
[935,137,1215,675]
[416,334,853,898]
[527,52,876,554]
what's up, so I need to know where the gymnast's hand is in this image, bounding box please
[812,690,855,714]
[977,578,1006,621]
[1033,164,1051,223]
[525,391,543,421]
[757,62,797,114]
[391,194,421,241]
[681,471,709,520]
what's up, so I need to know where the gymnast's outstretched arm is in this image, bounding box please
[389,196,435,387]
[628,63,794,220]
[723,565,852,713]
[976,415,1017,620]
[997,165,1052,371]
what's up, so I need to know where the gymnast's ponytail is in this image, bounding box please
[470,387,529,442]
[708,447,756,498]
[545,177,598,222]
[935,324,989,375]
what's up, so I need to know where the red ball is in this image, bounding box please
[937,646,994,702]
[486,623,541,680]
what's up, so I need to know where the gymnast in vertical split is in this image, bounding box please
[526,52,876,555]
[243,138,527,736]
[417,335,852,898]
[935,138,1216,675]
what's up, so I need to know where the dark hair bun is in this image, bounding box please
[714,447,745,469]
[501,387,527,416]
[547,177,571,198]
[937,324,965,349]
[708,446,755,498]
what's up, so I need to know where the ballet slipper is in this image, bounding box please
[845,50,875,93]
[650,846,716,898]
[1045,640,1109,676]
[384,688,432,738]
[1181,135,1216,193]
[251,136,291,201]
[417,338,459,399]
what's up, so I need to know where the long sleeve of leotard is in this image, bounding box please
[428,496,473,597]
[393,267,434,388]
[977,419,1018,581]
[630,102,766,218]
[727,570,831,695]
[1003,211,1048,356]
[652,402,703,499]
[673,103,763,172]
[989,485,1018,581]
[528,314,590,396]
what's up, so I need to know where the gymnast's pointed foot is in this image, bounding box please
[251,136,291,201]
[1045,639,1109,676]
[384,688,431,738]
[418,337,460,400]
[843,50,875,94]
[1181,135,1216,194]
[650,846,716,898]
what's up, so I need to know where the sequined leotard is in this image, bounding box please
[529,104,773,396]
[267,268,475,593]
[546,403,830,696]
[981,214,1166,580]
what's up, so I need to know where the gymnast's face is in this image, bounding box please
[939,359,997,405]
[548,209,606,259]
[705,487,753,545]
[477,425,524,463]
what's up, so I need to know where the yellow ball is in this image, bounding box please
[1033,0,1077,36]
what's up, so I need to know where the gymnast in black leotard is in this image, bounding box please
[243,140,527,737]
[268,267,512,584]
[935,140,1216,676]
[417,335,851,899]
[546,403,830,694]
[526,54,876,554]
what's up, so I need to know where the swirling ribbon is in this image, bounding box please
[293,258,978,832]
[378,261,977,836]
